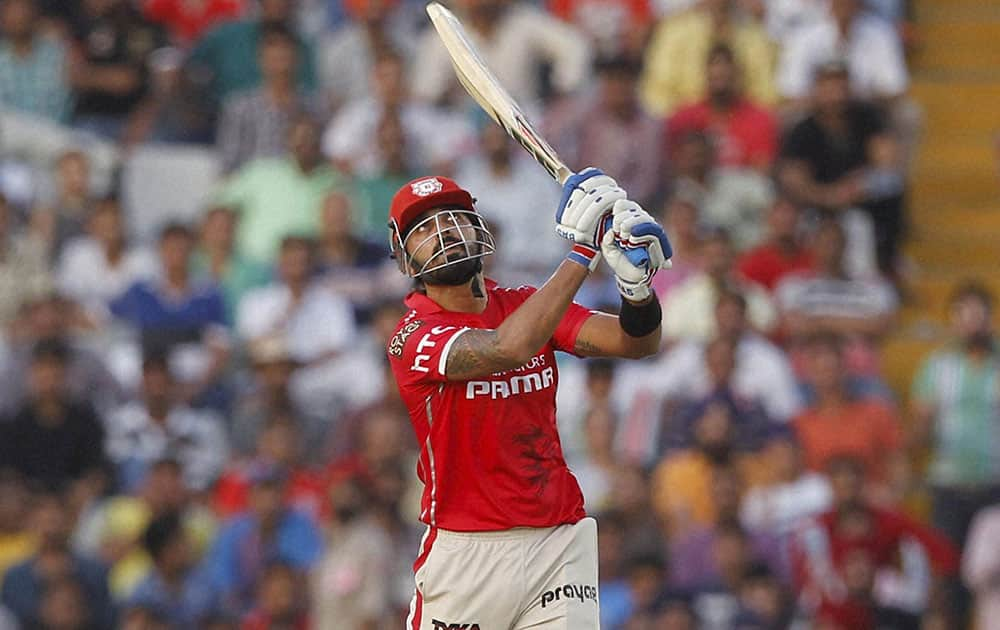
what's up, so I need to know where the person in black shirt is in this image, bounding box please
[777,58,905,278]
[0,338,109,496]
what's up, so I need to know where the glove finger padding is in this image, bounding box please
[601,229,653,302]
[555,182,627,247]
[612,200,673,270]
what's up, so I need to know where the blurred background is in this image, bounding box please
[0,0,995,628]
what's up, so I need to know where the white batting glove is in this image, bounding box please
[555,167,627,248]
[601,199,673,302]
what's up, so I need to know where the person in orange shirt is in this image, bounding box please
[793,332,906,504]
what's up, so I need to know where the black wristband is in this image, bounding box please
[619,294,661,338]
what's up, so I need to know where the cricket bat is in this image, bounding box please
[425,2,655,266]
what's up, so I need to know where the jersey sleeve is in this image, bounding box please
[387,316,470,387]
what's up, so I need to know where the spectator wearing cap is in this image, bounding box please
[323,49,475,179]
[0,339,110,495]
[545,54,663,208]
[214,115,345,265]
[56,197,159,317]
[0,0,72,123]
[104,352,228,493]
[217,23,321,175]
[317,0,418,114]
[667,43,779,173]
[640,0,776,117]
[144,0,245,46]
[66,0,167,143]
[775,219,897,379]
[203,465,323,616]
[411,0,590,110]
[190,206,270,325]
[736,196,815,293]
[186,0,316,106]
[126,512,218,629]
[455,121,564,286]
[72,458,217,599]
[1,490,114,630]
[777,60,906,277]
[110,222,230,400]
[662,228,777,344]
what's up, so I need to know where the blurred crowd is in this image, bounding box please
[0,0,995,629]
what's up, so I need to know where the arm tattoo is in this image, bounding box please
[574,337,604,356]
[445,328,510,380]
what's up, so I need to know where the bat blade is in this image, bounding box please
[426,2,573,184]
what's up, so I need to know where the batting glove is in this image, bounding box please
[601,199,673,302]
[555,167,627,248]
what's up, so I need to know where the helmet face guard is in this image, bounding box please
[389,207,496,281]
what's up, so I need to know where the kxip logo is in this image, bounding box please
[540,583,598,608]
[411,177,444,196]
[431,620,481,630]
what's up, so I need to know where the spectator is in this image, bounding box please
[962,503,1000,630]
[792,332,905,502]
[740,429,832,536]
[214,415,327,523]
[568,406,621,512]
[204,466,323,616]
[546,54,663,207]
[350,109,422,241]
[667,43,779,172]
[733,563,795,629]
[215,115,345,264]
[649,192,702,302]
[217,23,318,174]
[144,0,245,46]
[34,576,94,630]
[0,471,34,579]
[56,198,159,315]
[186,0,316,105]
[104,352,229,493]
[191,206,270,324]
[777,59,905,276]
[66,0,167,142]
[662,228,777,343]
[72,457,216,600]
[0,0,71,123]
[0,293,123,419]
[241,562,308,630]
[776,219,897,379]
[912,281,1000,626]
[31,149,99,263]
[620,290,799,465]
[412,0,590,108]
[110,223,231,403]
[317,0,417,113]
[736,197,814,293]
[1,490,114,630]
[0,194,51,327]
[311,475,393,628]
[323,49,474,178]
[639,0,776,116]
[315,191,393,324]
[684,520,759,630]
[455,122,564,286]
[792,457,958,630]
[127,512,218,629]
[777,0,907,105]
[0,339,109,495]
[547,0,654,57]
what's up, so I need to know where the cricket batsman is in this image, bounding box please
[386,168,671,630]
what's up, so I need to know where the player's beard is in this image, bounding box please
[420,255,482,286]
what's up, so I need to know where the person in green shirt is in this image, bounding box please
[214,115,347,265]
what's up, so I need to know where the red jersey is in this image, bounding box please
[388,280,593,531]
[667,99,778,169]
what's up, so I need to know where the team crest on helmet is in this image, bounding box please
[411,177,443,197]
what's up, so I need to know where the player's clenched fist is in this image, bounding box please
[554,167,627,248]
[601,199,673,302]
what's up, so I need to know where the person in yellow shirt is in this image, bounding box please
[0,472,36,579]
[640,0,777,116]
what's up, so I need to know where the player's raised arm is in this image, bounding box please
[573,200,673,359]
